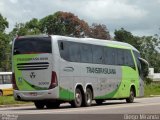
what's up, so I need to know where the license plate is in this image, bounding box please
[29,92,37,96]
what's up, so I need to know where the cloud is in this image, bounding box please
[0,0,160,36]
[0,1,4,14]
[9,0,18,4]
[81,0,148,20]
[157,0,160,3]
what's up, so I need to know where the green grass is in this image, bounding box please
[0,96,30,105]
[144,82,160,97]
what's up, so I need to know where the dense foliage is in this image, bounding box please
[0,12,159,72]
[0,14,10,71]
[9,11,111,39]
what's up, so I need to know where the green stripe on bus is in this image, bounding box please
[14,54,41,91]
[59,87,74,100]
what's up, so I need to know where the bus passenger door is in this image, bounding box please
[58,41,74,100]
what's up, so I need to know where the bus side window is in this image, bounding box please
[58,41,70,61]
[112,48,119,65]
[68,42,81,62]
[80,44,92,63]
[0,75,2,84]
[60,42,64,50]
[104,47,109,65]
[124,50,135,69]
[92,45,104,64]
[117,49,125,65]
[104,47,115,65]
[3,75,11,84]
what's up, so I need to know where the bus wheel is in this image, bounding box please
[0,90,3,96]
[34,101,45,109]
[70,88,82,107]
[95,100,105,105]
[46,102,60,109]
[84,88,93,107]
[126,88,135,103]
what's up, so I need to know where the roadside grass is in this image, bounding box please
[144,82,160,97]
[0,96,30,106]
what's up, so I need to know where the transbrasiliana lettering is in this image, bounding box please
[86,67,116,74]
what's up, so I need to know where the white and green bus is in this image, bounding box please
[12,35,148,109]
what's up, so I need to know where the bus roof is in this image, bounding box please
[51,35,139,52]
[15,35,139,52]
[0,72,12,75]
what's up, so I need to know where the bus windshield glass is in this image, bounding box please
[14,37,52,55]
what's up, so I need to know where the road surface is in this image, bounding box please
[0,97,160,120]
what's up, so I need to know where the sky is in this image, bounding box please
[0,0,160,37]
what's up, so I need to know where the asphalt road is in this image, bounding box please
[0,97,160,120]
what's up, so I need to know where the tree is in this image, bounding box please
[0,13,10,71]
[114,28,143,51]
[25,18,41,35]
[0,14,8,32]
[10,11,111,39]
[9,18,41,38]
[0,33,10,71]
[89,23,111,40]
[0,12,111,71]
[139,36,160,72]
[40,11,90,37]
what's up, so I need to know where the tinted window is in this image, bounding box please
[104,47,117,65]
[14,37,52,55]
[58,41,70,61]
[124,50,135,68]
[80,44,92,63]
[117,49,125,65]
[68,42,81,62]
[58,40,136,69]
[92,45,104,64]
[114,49,118,65]
[104,47,110,64]
[0,76,2,84]
[104,47,135,68]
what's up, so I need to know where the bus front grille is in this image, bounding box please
[17,62,49,70]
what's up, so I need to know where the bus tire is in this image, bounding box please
[46,102,60,109]
[34,101,45,109]
[84,88,93,107]
[70,88,82,107]
[95,100,105,105]
[126,88,135,103]
[0,90,3,96]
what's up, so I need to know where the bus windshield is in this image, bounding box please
[14,37,52,55]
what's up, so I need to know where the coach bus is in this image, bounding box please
[0,72,13,96]
[12,35,149,109]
